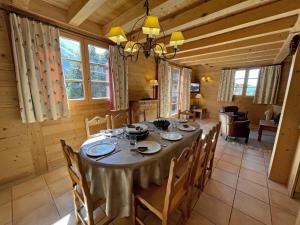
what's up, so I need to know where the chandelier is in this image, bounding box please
[107,0,184,62]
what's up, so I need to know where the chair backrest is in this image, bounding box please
[220,106,239,113]
[60,140,92,207]
[178,110,195,121]
[190,137,205,187]
[134,110,146,122]
[210,122,221,155]
[163,147,194,217]
[110,109,130,129]
[85,115,111,139]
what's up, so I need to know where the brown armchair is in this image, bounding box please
[220,106,248,121]
[219,112,250,143]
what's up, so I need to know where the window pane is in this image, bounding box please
[171,104,177,115]
[233,70,246,95]
[172,94,178,104]
[88,45,109,64]
[65,82,84,99]
[246,87,256,96]
[173,68,180,81]
[59,37,81,60]
[91,82,109,98]
[90,64,108,81]
[233,87,243,96]
[248,69,260,79]
[235,70,246,79]
[62,60,83,80]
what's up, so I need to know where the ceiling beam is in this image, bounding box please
[156,0,300,45]
[274,14,300,63]
[166,16,297,55]
[68,0,107,26]
[11,0,30,9]
[172,32,288,60]
[186,58,275,67]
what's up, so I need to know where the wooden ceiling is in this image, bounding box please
[3,0,300,69]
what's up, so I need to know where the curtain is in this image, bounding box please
[217,69,235,102]
[9,13,69,123]
[109,45,128,110]
[158,61,170,117]
[253,65,281,104]
[179,67,191,111]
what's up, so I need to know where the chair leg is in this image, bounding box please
[72,190,81,224]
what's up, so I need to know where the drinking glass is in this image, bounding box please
[129,135,137,146]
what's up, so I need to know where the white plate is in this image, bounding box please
[178,124,196,132]
[136,141,161,154]
[178,119,188,123]
[103,128,124,137]
[161,132,183,141]
[125,123,148,134]
[86,143,115,157]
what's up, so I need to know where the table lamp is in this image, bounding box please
[150,79,159,99]
[195,93,202,108]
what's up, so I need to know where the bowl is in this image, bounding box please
[153,120,170,130]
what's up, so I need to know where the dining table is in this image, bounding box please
[80,119,202,218]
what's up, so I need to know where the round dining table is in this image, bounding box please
[80,121,202,218]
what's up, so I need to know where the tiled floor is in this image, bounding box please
[0,120,299,225]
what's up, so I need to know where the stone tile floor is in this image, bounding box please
[0,120,299,225]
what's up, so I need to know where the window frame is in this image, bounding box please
[233,67,260,97]
[169,66,181,116]
[59,32,110,105]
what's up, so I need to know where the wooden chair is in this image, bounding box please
[133,109,146,122]
[178,110,196,122]
[60,140,112,225]
[133,148,194,225]
[110,109,130,129]
[85,115,111,139]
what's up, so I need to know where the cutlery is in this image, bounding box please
[95,149,122,161]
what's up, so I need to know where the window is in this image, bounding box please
[60,37,84,100]
[59,34,110,102]
[233,68,260,96]
[169,67,181,115]
[88,45,109,99]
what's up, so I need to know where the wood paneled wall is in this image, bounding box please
[0,10,157,186]
[191,64,289,125]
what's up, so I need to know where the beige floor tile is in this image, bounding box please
[268,180,289,196]
[233,191,271,225]
[0,188,11,206]
[244,149,264,157]
[194,192,231,225]
[241,161,266,175]
[216,160,240,175]
[13,187,53,220]
[13,202,60,225]
[220,154,242,166]
[223,149,243,159]
[112,217,132,225]
[48,177,72,198]
[186,211,215,225]
[271,205,296,225]
[239,168,267,187]
[212,168,238,188]
[142,210,183,225]
[229,209,265,225]
[44,166,69,185]
[237,178,269,203]
[226,143,244,152]
[269,189,300,216]
[54,191,74,217]
[0,202,12,225]
[204,180,235,205]
[243,154,265,165]
[52,211,77,225]
[12,176,47,200]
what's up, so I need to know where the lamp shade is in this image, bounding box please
[150,79,159,86]
[154,43,167,56]
[107,27,127,45]
[195,93,202,99]
[124,41,138,53]
[169,31,184,48]
[142,16,160,38]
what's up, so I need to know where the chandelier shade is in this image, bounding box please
[124,41,138,53]
[170,31,184,48]
[142,16,160,38]
[154,43,167,56]
[108,27,127,45]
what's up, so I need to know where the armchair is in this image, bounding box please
[219,112,250,143]
[220,106,248,121]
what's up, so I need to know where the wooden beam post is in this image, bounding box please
[269,46,300,184]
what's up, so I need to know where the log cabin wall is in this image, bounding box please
[0,9,157,186]
[191,64,290,125]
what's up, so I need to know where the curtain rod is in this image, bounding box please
[0,3,114,45]
[222,62,283,70]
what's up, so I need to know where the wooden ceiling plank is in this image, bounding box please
[172,32,288,60]
[12,0,31,9]
[166,16,297,55]
[156,0,300,45]
[68,0,107,26]
[186,58,275,67]
[274,14,300,63]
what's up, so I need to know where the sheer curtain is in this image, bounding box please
[109,45,128,110]
[217,69,235,102]
[158,61,170,117]
[180,67,191,111]
[254,65,281,104]
[9,13,69,123]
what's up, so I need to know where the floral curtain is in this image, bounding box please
[179,67,191,111]
[158,61,170,117]
[109,46,128,110]
[9,13,69,123]
[217,69,235,102]
[254,65,281,104]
